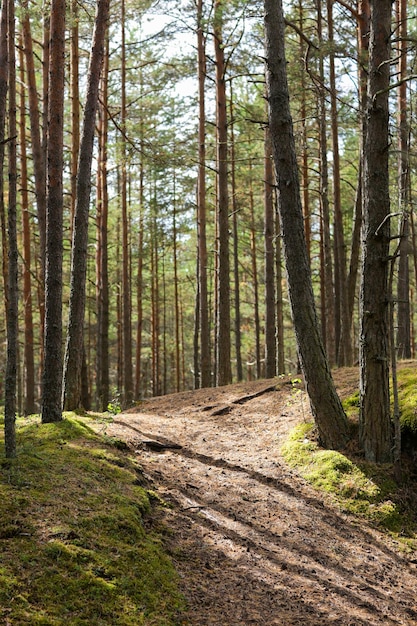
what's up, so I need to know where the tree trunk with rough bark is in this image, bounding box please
[264,0,350,450]
[41,0,66,424]
[359,0,393,462]
[63,0,109,410]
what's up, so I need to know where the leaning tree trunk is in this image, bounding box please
[359,0,393,463]
[264,0,350,450]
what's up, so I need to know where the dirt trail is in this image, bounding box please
[94,376,417,625]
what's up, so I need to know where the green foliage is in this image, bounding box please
[0,415,185,625]
[395,367,417,433]
[281,423,404,535]
[342,366,417,433]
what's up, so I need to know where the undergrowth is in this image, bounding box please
[281,421,417,550]
[0,415,185,625]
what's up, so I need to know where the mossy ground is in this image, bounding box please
[281,365,417,550]
[0,414,185,625]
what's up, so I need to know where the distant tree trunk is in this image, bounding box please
[21,1,47,274]
[69,0,80,236]
[62,0,110,410]
[214,0,232,386]
[5,0,17,457]
[275,213,285,375]
[120,0,133,406]
[316,0,336,366]
[151,207,161,396]
[264,125,276,378]
[41,0,66,424]
[265,0,350,449]
[298,1,311,263]
[96,41,110,412]
[229,83,243,382]
[249,161,261,378]
[396,0,411,360]
[197,0,211,388]
[0,0,8,324]
[135,129,144,398]
[327,0,352,366]
[359,0,393,462]
[172,170,181,392]
[19,44,36,415]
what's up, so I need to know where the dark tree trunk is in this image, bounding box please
[359,0,393,462]
[264,0,350,450]
[5,0,18,457]
[214,0,232,386]
[63,0,110,410]
[41,0,66,424]
[0,0,8,321]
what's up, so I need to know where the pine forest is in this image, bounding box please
[1,0,417,460]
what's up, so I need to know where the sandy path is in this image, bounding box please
[93,378,417,625]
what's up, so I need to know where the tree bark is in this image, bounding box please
[359,0,393,462]
[264,0,350,449]
[62,0,110,410]
[5,0,18,457]
[19,43,36,415]
[264,125,276,378]
[396,0,411,360]
[41,0,66,423]
[197,0,211,388]
[96,42,110,412]
[214,0,232,386]
[120,0,134,406]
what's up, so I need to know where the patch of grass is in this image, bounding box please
[0,414,185,625]
[281,423,405,536]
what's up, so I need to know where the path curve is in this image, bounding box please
[95,378,417,625]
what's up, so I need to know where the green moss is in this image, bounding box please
[281,422,405,534]
[395,367,417,432]
[0,414,185,625]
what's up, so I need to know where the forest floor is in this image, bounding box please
[93,369,417,625]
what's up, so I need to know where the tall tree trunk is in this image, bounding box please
[327,0,352,366]
[264,0,350,450]
[19,44,36,415]
[396,0,411,360]
[0,0,8,328]
[275,210,285,375]
[264,125,276,378]
[5,0,17,457]
[316,0,336,366]
[172,168,181,392]
[96,41,110,412]
[248,160,261,378]
[214,0,231,386]
[21,1,47,275]
[41,0,66,424]
[63,0,110,410]
[197,0,211,388]
[229,83,243,382]
[135,129,144,398]
[69,0,80,236]
[359,0,393,462]
[120,0,133,406]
